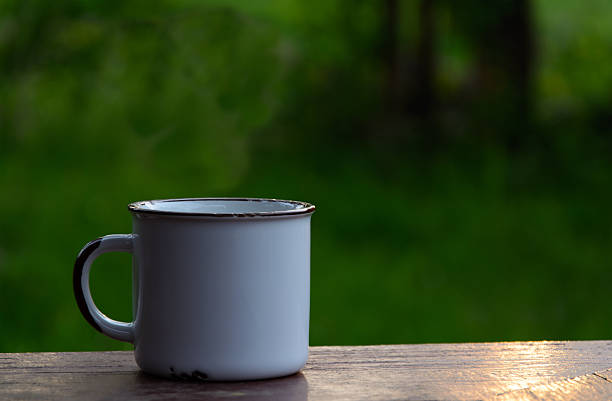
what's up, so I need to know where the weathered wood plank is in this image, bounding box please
[1,341,612,400]
[496,371,612,401]
[304,342,612,400]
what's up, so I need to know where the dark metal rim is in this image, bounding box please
[73,238,103,333]
[127,197,316,217]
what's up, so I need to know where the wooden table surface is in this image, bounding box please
[3,341,612,400]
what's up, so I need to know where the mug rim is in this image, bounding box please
[127,197,316,218]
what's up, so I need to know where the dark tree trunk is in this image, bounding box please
[470,0,535,150]
[506,0,534,151]
[382,0,399,111]
[412,0,436,120]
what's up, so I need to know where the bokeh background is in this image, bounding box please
[1,0,612,351]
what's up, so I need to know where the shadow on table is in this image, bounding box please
[121,370,309,400]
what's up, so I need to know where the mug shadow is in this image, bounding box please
[126,370,309,400]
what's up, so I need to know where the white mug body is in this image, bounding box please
[73,198,314,381]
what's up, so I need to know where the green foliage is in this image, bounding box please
[1,0,612,351]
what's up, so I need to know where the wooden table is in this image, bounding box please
[3,341,612,400]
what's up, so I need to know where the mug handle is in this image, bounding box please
[73,234,135,343]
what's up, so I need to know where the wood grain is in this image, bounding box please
[496,370,612,400]
[1,341,612,400]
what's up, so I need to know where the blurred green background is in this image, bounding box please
[1,0,612,351]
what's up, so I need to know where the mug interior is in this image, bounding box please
[128,198,315,217]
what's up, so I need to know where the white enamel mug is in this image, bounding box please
[73,198,315,381]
